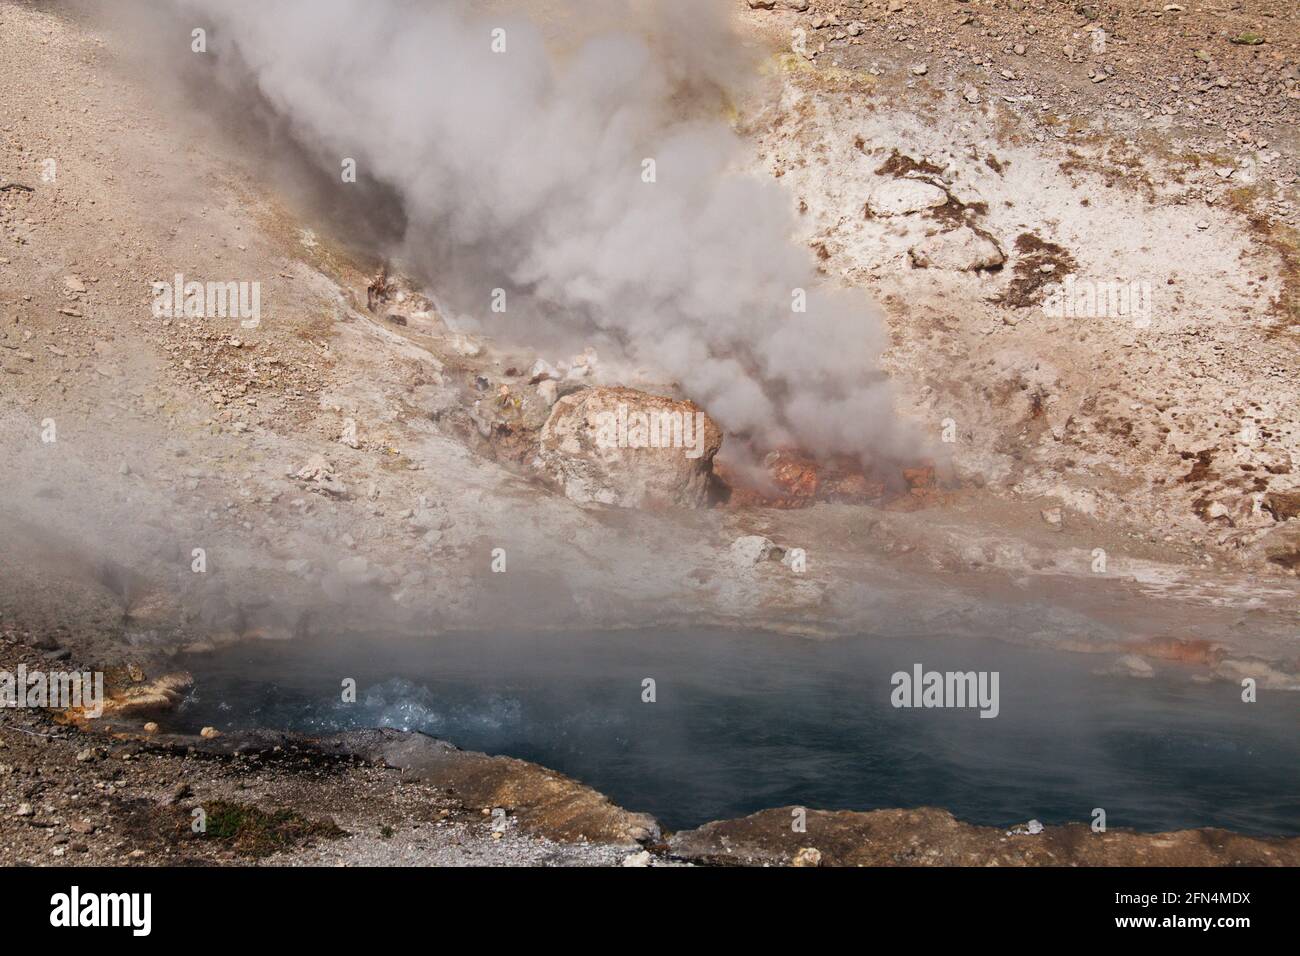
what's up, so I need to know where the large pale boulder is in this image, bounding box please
[535,386,722,508]
[865,179,949,217]
[909,226,1005,271]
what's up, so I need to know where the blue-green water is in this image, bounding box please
[178,630,1300,835]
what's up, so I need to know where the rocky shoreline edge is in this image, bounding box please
[4,695,1298,866]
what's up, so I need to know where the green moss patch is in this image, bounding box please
[200,801,345,858]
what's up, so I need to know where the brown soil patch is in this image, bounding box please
[1001,232,1080,309]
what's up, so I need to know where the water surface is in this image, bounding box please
[178,630,1300,834]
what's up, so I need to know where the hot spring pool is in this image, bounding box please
[176,629,1300,835]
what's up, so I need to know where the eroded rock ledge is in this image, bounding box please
[148,728,1298,866]
[163,727,659,850]
[667,806,1300,867]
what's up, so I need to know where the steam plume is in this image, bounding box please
[171,0,909,464]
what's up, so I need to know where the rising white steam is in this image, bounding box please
[172,0,908,463]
